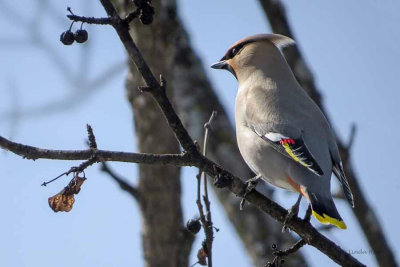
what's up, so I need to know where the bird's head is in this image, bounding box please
[211,34,295,82]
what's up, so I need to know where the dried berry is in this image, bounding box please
[139,4,154,24]
[186,218,201,234]
[60,30,75,45]
[75,29,88,43]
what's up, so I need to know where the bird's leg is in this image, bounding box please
[240,174,262,210]
[282,194,302,232]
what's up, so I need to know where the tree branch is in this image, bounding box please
[265,239,307,267]
[195,111,218,267]
[66,7,140,25]
[1,120,364,266]
[0,135,194,166]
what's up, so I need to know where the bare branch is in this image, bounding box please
[266,240,306,267]
[67,14,114,25]
[86,124,98,150]
[66,7,141,26]
[274,239,306,258]
[0,134,194,165]
[0,103,364,266]
[195,111,218,267]
[41,156,96,186]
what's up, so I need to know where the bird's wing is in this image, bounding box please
[251,125,324,176]
[329,139,354,207]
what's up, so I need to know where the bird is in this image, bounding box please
[211,34,354,229]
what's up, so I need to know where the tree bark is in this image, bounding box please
[120,1,194,266]
[119,0,307,266]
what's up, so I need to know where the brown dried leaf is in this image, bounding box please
[197,248,207,266]
[48,191,75,212]
[48,175,86,212]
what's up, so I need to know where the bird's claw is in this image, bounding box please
[240,175,261,210]
[282,207,299,232]
[282,194,302,232]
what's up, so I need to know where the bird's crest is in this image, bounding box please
[264,34,296,49]
[228,34,295,52]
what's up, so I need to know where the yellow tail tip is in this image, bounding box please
[312,210,347,230]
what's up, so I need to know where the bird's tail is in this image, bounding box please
[307,190,347,230]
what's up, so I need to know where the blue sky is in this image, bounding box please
[1,0,399,266]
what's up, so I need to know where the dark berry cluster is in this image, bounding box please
[134,0,155,25]
[60,22,88,45]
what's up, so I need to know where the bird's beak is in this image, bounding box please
[211,59,237,79]
[211,60,228,70]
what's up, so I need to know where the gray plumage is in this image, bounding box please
[211,34,354,229]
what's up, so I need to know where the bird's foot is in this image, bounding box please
[240,174,262,210]
[282,194,302,232]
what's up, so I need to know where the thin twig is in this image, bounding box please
[195,111,218,267]
[0,135,194,165]
[202,111,217,202]
[66,15,113,25]
[41,155,96,186]
[42,125,99,186]
[86,124,98,150]
[202,111,218,267]
[41,171,68,186]
[265,240,306,267]
[273,239,306,258]
[67,6,114,25]
[66,11,140,26]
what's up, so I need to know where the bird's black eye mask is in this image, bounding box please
[222,41,252,61]
[211,40,254,79]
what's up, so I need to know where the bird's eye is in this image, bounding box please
[231,48,237,56]
[230,44,244,58]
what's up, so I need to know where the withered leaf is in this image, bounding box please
[48,192,75,212]
[197,248,207,266]
[48,176,86,212]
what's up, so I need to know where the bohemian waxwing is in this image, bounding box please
[211,34,354,229]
